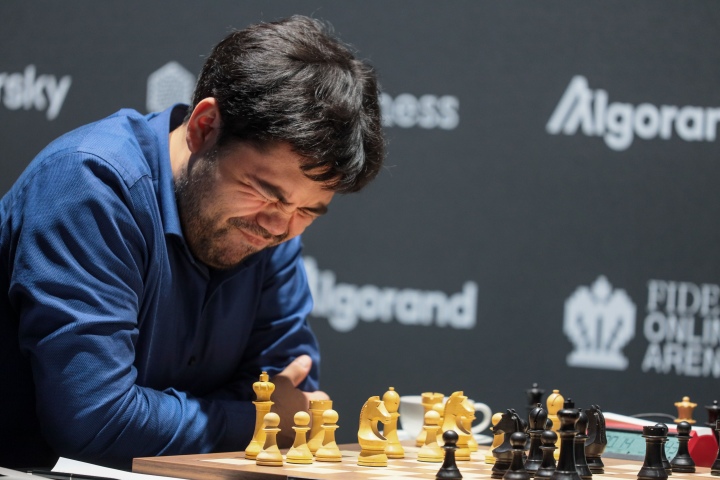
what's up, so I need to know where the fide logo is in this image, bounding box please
[563,276,637,370]
[146,61,196,113]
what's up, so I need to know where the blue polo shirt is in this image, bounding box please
[0,105,320,468]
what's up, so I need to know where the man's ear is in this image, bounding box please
[186,98,222,153]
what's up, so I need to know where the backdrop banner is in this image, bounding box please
[2,1,719,443]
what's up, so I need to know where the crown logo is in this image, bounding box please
[564,276,636,370]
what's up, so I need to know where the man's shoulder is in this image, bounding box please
[32,108,160,188]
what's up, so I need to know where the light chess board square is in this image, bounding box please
[201,458,255,466]
[284,465,357,474]
[611,464,643,471]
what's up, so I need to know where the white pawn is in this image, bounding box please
[383,387,405,459]
[418,410,444,462]
[256,412,283,467]
[316,409,342,462]
[286,411,313,464]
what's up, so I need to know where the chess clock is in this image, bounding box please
[604,428,678,460]
[604,412,717,467]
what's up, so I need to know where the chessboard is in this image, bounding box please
[132,445,715,480]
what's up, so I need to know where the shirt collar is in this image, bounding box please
[147,104,187,239]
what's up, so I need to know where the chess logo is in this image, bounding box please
[0,65,72,120]
[546,75,720,151]
[146,61,195,112]
[564,276,636,370]
[380,92,459,130]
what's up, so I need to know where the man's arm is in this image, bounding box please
[8,153,250,468]
[205,238,330,447]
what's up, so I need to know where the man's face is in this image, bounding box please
[175,141,334,270]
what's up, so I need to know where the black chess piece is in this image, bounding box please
[549,407,581,480]
[670,421,695,473]
[505,432,531,480]
[536,430,558,479]
[528,384,545,414]
[437,429,463,480]
[637,425,669,480]
[712,419,720,475]
[493,409,524,479]
[574,409,592,480]
[585,405,607,474]
[655,424,671,475]
[706,400,720,444]
[526,403,548,476]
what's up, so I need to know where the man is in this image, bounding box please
[0,16,384,469]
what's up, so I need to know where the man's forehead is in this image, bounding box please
[228,139,339,190]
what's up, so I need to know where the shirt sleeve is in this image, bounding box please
[204,236,321,404]
[252,237,321,386]
[8,152,242,468]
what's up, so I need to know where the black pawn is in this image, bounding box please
[536,430,558,479]
[712,419,720,475]
[505,432,531,480]
[574,410,592,480]
[706,400,720,444]
[526,404,548,476]
[670,421,695,473]
[437,430,462,480]
[655,424,671,475]
[637,425,669,480]
[550,407,581,480]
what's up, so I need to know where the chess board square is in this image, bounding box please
[611,464,642,471]
[365,477,424,480]
[202,458,254,466]
[359,471,420,477]
[284,466,355,474]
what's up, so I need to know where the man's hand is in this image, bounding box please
[270,355,330,447]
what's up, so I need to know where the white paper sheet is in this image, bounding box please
[53,458,185,480]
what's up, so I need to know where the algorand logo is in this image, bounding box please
[0,65,72,120]
[146,61,195,112]
[380,92,459,130]
[304,256,477,332]
[564,276,636,370]
[547,75,720,151]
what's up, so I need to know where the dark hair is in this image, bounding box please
[190,15,385,193]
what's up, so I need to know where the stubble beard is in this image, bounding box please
[174,149,270,270]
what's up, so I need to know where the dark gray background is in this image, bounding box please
[2,1,719,444]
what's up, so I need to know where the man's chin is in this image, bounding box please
[198,245,261,270]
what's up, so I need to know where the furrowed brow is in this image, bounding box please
[302,204,329,216]
[256,179,290,205]
[256,178,329,216]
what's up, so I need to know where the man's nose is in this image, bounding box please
[256,209,291,236]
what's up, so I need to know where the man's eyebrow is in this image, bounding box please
[302,204,329,216]
[256,179,290,204]
[256,178,329,216]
